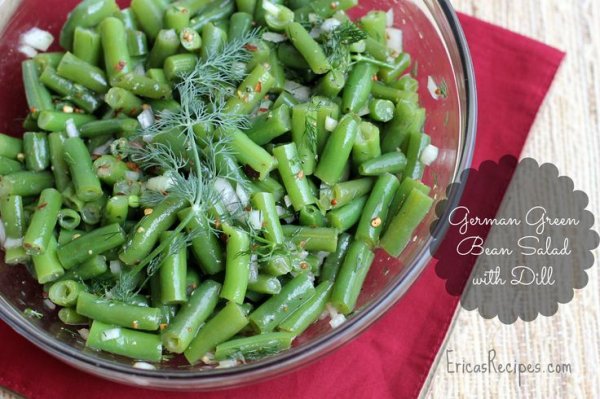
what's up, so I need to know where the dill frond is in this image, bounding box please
[322,21,368,73]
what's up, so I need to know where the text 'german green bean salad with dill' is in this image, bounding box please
[0,0,439,367]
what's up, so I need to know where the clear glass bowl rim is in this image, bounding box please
[0,0,477,390]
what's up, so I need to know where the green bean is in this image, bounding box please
[0,156,24,175]
[189,0,235,31]
[273,92,299,109]
[342,62,378,113]
[403,132,431,181]
[198,22,227,60]
[33,52,65,71]
[291,103,318,175]
[22,132,49,172]
[57,228,84,246]
[361,11,387,44]
[369,99,395,122]
[364,36,390,62]
[63,137,103,202]
[146,69,168,85]
[391,74,419,92]
[273,143,316,211]
[352,121,381,166]
[330,239,374,314]
[228,12,253,42]
[156,231,187,305]
[119,8,139,30]
[59,0,119,51]
[379,53,411,83]
[301,0,357,18]
[224,64,275,116]
[22,60,53,117]
[176,0,212,15]
[73,27,102,66]
[104,88,145,116]
[22,113,38,131]
[314,113,360,186]
[263,1,294,31]
[79,118,140,138]
[249,272,315,333]
[81,196,107,226]
[250,176,285,202]
[39,66,101,114]
[278,280,332,334]
[99,17,133,85]
[86,320,162,362]
[327,195,367,232]
[178,207,224,275]
[49,279,85,307]
[287,0,310,9]
[178,27,201,51]
[299,205,327,228]
[57,52,109,94]
[0,171,54,197]
[277,43,310,70]
[235,0,256,14]
[380,188,434,256]
[131,0,165,41]
[286,22,331,74]
[165,5,191,32]
[251,192,284,244]
[266,44,286,93]
[220,224,251,304]
[120,197,186,265]
[162,280,221,353]
[0,195,28,265]
[58,307,89,325]
[102,195,129,226]
[184,301,249,364]
[370,81,412,104]
[315,70,346,99]
[0,134,23,159]
[248,274,281,295]
[215,331,295,361]
[355,173,399,248]
[359,152,408,176]
[23,188,62,255]
[245,105,291,146]
[228,128,277,180]
[126,30,149,57]
[57,208,81,230]
[386,178,431,230]
[112,72,172,100]
[381,101,426,153]
[164,54,198,82]
[57,223,126,269]
[312,98,340,154]
[147,29,181,69]
[59,255,107,281]
[319,232,351,282]
[281,225,338,253]
[77,291,162,331]
[32,236,64,284]
[37,111,96,132]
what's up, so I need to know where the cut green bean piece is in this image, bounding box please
[0,195,28,264]
[403,132,431,181]
[104,88,145,117]
[281,225,338,253]
[73,27,102,66]
[299,205,327,228]
[251,192,284,244]
[369,99,395,122]
[273,143,316,212]
[0,133,23,159]
[286,22,331,74]
[23,188,62,255]
[224,64,275,116]
[352,121,381,166]
[248,274,281,295]
[32,236,64,284]
[228,128,277,180]
[359,152,408,176]
[165,5,191,32]
[58,208,81,230]
[49,279,85,307]
[342,62,378,113]
[37,111,96,132]
[147,29,181,69]
[131,0,165,41]
[386,178,432,230]
[158,231,187,305]
[77,292,162,331]
[221,224,251,304]
[164,54,198,82]
[184,301,249,364]
[380,188,434,257]
[99,17,132,83]
[291,103,318,175]
[58,307,89,325]
[63,137,103,202]
[59,0,119,50]
[57,52,109,93]
[23,132,49,172]
[315,113,360,186]
[0,171,54,197]
[86,320,162,362]
[127,30,149,57]
[278,281,333,335]
[245,105,291,146]
[79,118,140,138]
[57,223,126,269]
[39,66,101,114]
[178,208,224,275]
[0,157,24,175]
[215,332,295,361]
[22,60,53,117]
[327,195,368,232]
[320,232,352,283]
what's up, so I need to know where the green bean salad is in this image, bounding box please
[0,0,438,367]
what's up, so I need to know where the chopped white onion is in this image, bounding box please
[308,13,320,23]
[101,328,121,341]
[321,18,341,33]
[20,27,54,51]
[235,184,250,207]
[325,116,338,132]
[0,220,6,246]
[142,134,154,143]
[77,328,90,340]
[262,31,287,43]
[284,81,311,102]
[275,205,287,217]
[134,63,146,76]
[92,139,113,156]
[214,178,241,214]
[386,9,395,28]
[201,352,217,365]
[329,313,346,328]
[326,303,339,319]
[137,108,155,129]
[249,254,259,282]
[18,44,38,58]
[357,104,370,117]
[283,195,292,208]
[316,251,329,266]
[217,359,239,369]
[109,260,122,274]
[298,250,309,260]
[133,362,156,370]
[420,144,439,166]
[386,27,403,55]
[125,170,141,181]
[262,0,279,14]
[146,175,174,192]
[257,99,273,114]
[247,210,263,230]
[43,299,56,310]
[66,118,80,138]
[309,27,322,39]
[428,76,441,100]
[4,237,24,249]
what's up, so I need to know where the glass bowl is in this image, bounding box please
[0,0,476,390]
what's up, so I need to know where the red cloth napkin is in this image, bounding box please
[0,13,564,399]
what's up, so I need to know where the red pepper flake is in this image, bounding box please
[330,1,339,9]
[300,262,309,270]
[296,170,305,179]
[131,320,140,329]
[115,60,127,72]
[372,75,379,81]
[259,107,269,113]
[159,323,168,331]
[435,88,442,96]
[92,154,101,161]
[255,81,262,93]
[371,217,382,228]
[126,161,141,172]
[42,291,49,299]
[244,44,258,52]
[214,217,222,229]
[30,107,37,113]
[220,233,229,243]
[36,202,48,210]
[330,199,338,206]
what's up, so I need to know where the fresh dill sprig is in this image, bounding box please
[322,21,368,73]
